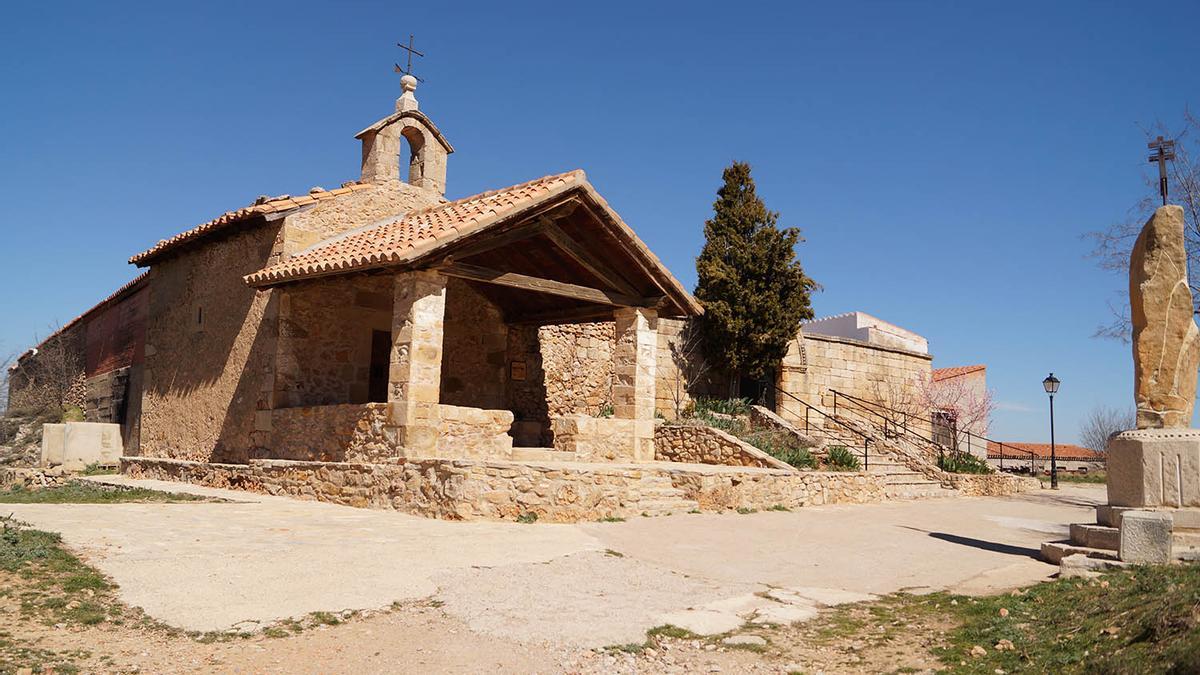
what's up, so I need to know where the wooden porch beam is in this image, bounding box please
[538,220,642,297]
[436,261,646,307]
[507,304,618,325]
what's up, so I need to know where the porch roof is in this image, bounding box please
[245,170,702,321]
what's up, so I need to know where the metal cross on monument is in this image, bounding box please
[395,34,425,82]
[1148,135,1176,206]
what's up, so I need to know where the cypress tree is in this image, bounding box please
[694,161,816,389]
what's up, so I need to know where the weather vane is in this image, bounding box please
[1148,135,1176,206]
[395,34,424,83]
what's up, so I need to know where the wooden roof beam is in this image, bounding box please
[436,261,649,307]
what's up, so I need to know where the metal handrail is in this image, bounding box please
[773,387,870,470]
[829,388,1044,474]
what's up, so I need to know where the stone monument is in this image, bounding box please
[1107,205,1200,510]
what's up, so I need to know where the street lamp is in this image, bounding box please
[1043,373,1061,489]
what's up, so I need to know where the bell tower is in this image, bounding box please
[355,73,454,195]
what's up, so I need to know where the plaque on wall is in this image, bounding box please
[510,360,527,381]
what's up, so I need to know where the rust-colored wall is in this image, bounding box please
[84,284,148,377]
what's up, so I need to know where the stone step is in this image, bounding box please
[636,499,699,516]
[1070,523,1120,551]
[511,448,577,462]
[1041,541,1120,565]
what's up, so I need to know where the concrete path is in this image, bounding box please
[4,477,1103,648]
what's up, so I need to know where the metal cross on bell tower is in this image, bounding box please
[395,34,425,82]
[1148,135,1177,206]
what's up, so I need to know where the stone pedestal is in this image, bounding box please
[1106,428,1200,508]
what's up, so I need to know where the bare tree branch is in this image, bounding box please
[1079,405,1135,452]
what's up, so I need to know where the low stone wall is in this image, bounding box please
[949,473,1041,496]
[435,404,514,460]
[551,415,639,461]
[654,424,794,471]
[268,403,393,463]
[666,467,887,511]
[121,456,889,522]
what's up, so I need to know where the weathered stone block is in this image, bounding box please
[1107,428,1200,508]
[1119,510,1173,563]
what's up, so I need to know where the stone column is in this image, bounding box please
[388,270,447,456]
[613,307,658,461]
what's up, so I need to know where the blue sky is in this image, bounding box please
[2,0,1198,444]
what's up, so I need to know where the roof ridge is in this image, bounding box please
[402,169,585,219]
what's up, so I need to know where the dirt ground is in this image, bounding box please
[1,480,1106,673]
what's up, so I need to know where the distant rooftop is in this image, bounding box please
[932,365,986,382]
[802,311,928,354]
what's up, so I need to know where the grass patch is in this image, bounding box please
[767,504,791,512]
[0,481,207,504]
[736,507,757,514]
[1041,471,1108,485]
[597,516,626,523]
[798,563,1200,673]
[743,429,818,469]
[516,512,538,524]
[0,515,126,631]
[79,463,118,476]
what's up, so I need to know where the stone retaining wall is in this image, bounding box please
[654,424,794,471]
[949,472,1041,496]
[436,404,514,460]
[121,456,888,522]
[268,403,393,463]
[550,415,638,461]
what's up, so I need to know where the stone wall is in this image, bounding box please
[122,455,889,522]
[275,275,393,408]
[654,424,794,470]
[948,473,1041,496]
[139,182,443,463]
[266,403,393,463]
[778,332,933,435]
[439,279,507,410]
[139,225,280,463]
[505,322,615,445]
[436,404,514,460]
[550,415,637,461]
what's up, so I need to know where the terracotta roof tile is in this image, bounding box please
[245,170,586,287]
[932,364,986,381]
[987,441,1104,461]
[129,183,374,266]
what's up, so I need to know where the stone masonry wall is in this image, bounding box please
[550,415,636,461]
[440,279,507,410]
[654,424,794,470]
[122,456,889,522]
[436,404,514,460]
[139,225,280,463]
[948,472,1041,497]
[275,274,393,408]
[777,332,933,435]
[140,181,443,463]
[266,403,393,463]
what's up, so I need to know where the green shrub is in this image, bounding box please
[825,445,861,471]
[693,397,752,417]
[62,406,85,422]
[598,403,614,418]
[939,451,991,474]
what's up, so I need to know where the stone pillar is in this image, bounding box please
[388,270,447,456]
[613,307,658,461]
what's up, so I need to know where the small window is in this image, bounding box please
[190,305,205,334]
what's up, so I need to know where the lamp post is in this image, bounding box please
[1043,373,1061,489]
